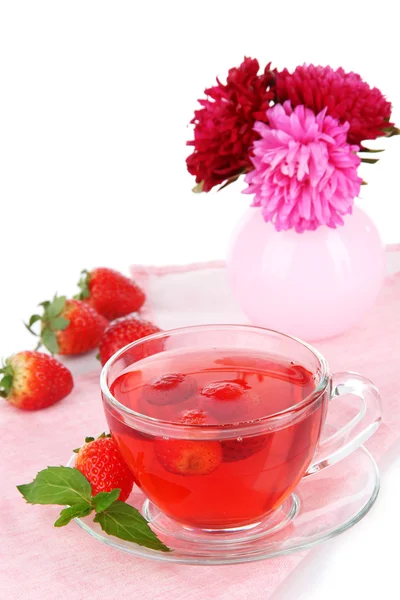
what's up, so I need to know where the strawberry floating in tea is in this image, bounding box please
[179,408,217,425]
[142,373,197,406]
[154,438,222,476]
[220,434,270,462]
[199,379,263,421]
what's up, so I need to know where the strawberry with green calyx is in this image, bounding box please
[0,351,73,410]
[17,435,170,552]
[74,434,134,501]
[76,267,146,320]
[26,295,108,355]
[98,315,161,365]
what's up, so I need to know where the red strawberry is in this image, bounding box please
[0,351,73,410]
[179,408,217,425]
[155,438,222,476]
[98,315,161,365]
[74,434,134,501]
[142,373,197,406]
[76,267,145,320]
[27,295,108,355]
[221,434,271,462]
[199,379,262,422]
[201,380,249,401]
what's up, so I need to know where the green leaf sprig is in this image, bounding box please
[17,466,170,552]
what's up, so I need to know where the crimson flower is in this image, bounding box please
[275,64,395,146]
[186,57,276,192]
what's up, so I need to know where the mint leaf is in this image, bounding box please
[94,501,171,552]
[41,328,59,354]
[54,503,93,527]
[92,489,120,513]
[47,296,67,319]
[17,467,92,506]
[49,317,70,331]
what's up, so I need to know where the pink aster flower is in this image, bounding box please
[244,101,362,232]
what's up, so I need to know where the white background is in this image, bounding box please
[0,1,399,598]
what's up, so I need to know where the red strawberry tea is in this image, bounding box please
[104,347,325,530]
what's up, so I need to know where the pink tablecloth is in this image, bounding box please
[1,248,400,600]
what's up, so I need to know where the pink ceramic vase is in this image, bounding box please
[227,206,385,341]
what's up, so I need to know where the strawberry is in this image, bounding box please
[27,295,108,355]
[178,408,268,462]
[221,434,271,462]
[142,373,197,406]
[0,351,73,410]
[199,379,262,422]
[74,434,134,501]
[76,267,145,320]
[98,315,161,365]
[155,438,222,476]
[179,408,217,425]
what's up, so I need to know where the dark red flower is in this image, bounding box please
[275,64,394,146]
[186,57,276,192]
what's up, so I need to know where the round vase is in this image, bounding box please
[227,206,385,341]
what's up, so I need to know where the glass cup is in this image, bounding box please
[100,325,382,534]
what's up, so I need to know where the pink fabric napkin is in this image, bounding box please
[1,247,399,600]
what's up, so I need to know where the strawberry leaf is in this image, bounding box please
[92,489,120,513]
[41,329,59,354]
[29,314,42,327]
[0,363,14,397]
[73,433,109,454]
[0,374,13,397]
[54,503,93,527]
[47,296,67,319]
[96,433,111,440]
[94,501,171,552]
[24,314,42,335]
[75,270,90,300]
[49,317,70,331]
[17,466,92,506]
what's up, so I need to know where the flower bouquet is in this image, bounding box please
[186,59,398,339]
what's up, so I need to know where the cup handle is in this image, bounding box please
[305,372,382,476]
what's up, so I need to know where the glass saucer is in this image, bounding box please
[66,445,379,565]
